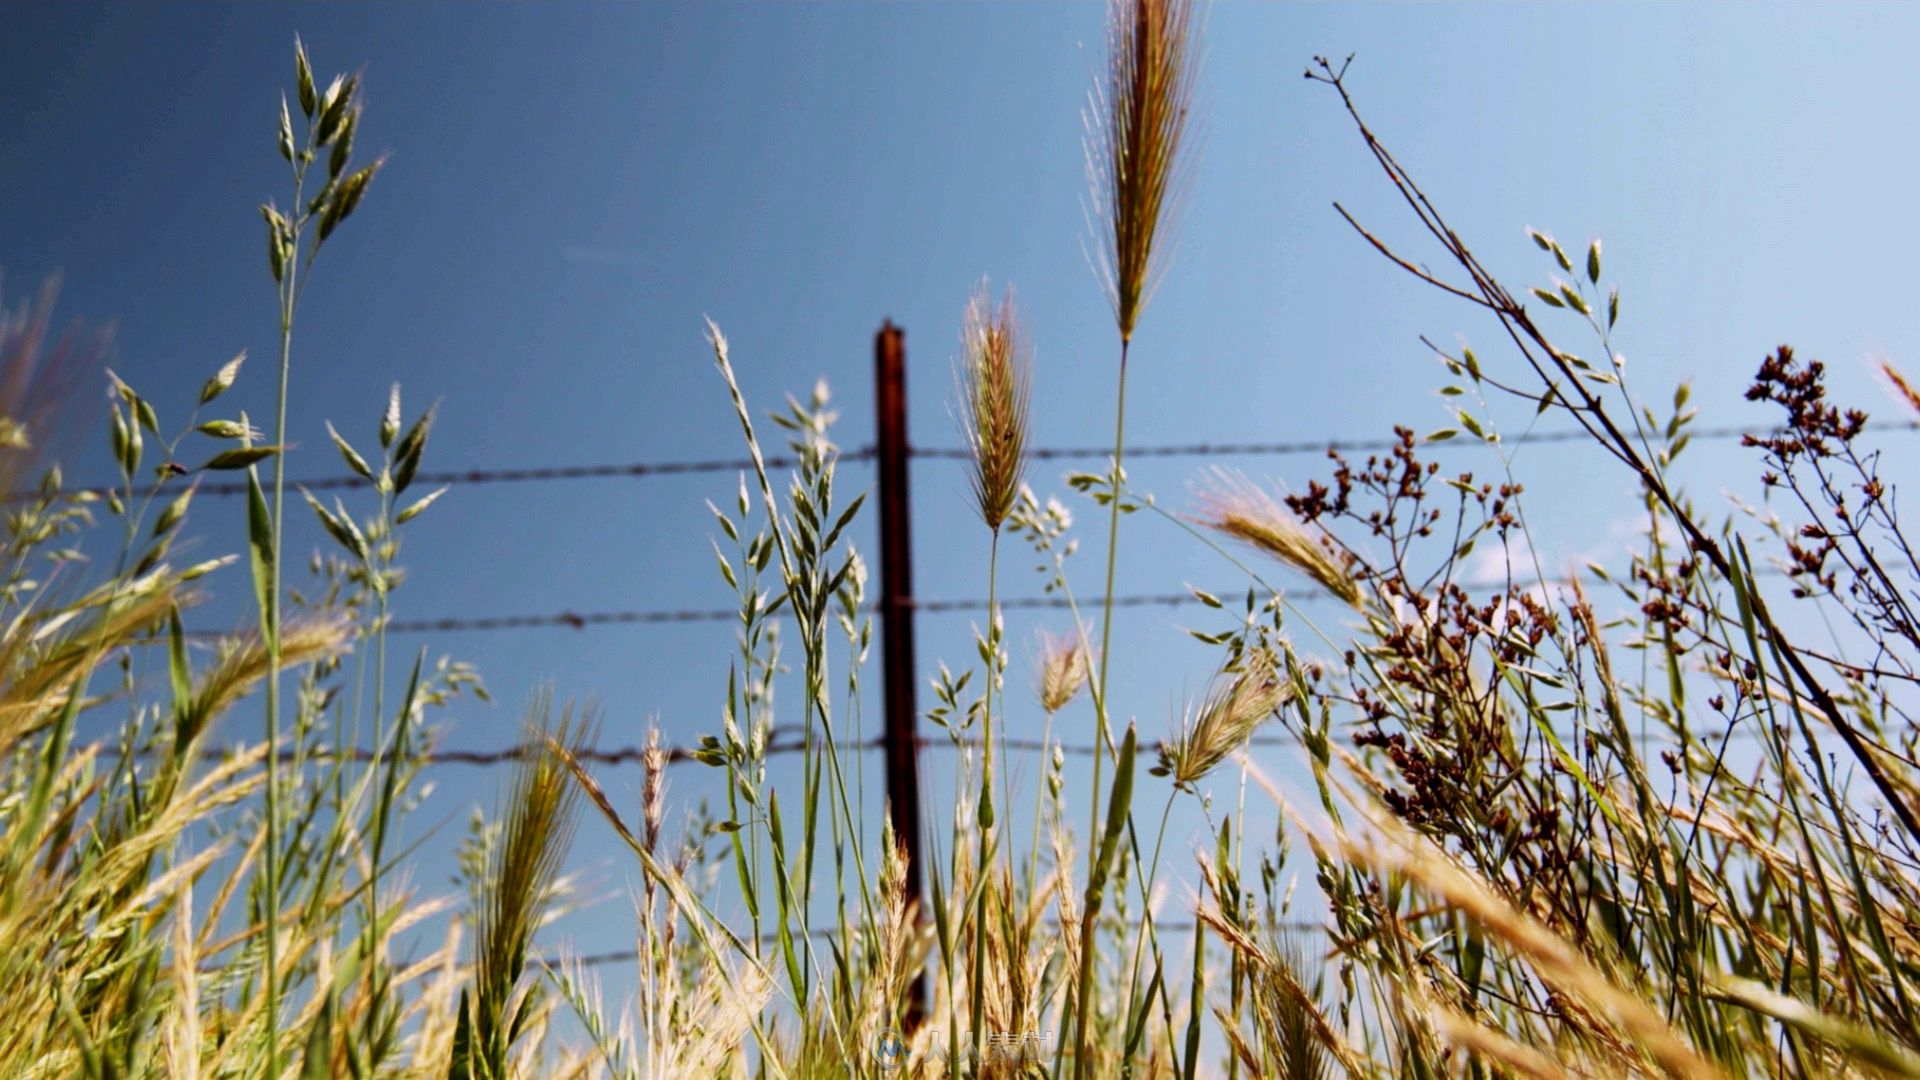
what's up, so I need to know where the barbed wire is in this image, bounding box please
[374,591,1209,636]
[144,591,1218,642]
[167,720,1750,771]
[548,916,1331,968]
[148,550,1790,641]
[47,450,839,502]
[51,420,1915,502]
[909,422,1907,462]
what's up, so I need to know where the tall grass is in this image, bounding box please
[11,9,1920,1080]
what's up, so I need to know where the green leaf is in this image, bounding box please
[302,985,336,1080]
[445,990,472,1080]
[1092,724,1138,892]
[167,605,192,743]
[247,468,277,651]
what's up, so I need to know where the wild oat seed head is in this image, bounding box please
[956,281,1032,531]
[1157,649,1287,787]
[1190,467,1362,608]
[1035,628,1093,714]
[1089,0,1200,342]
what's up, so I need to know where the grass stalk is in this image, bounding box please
[1073,336,1130,1079]
[260,168,303,1076]
[971,530,1001,1058]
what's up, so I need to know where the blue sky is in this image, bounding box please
[6,0,1920,1003]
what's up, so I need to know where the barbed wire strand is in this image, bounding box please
[183,557,1787,638]
[47,420,1916,502]
[550,915,1331,968]
[164,721,1750,771]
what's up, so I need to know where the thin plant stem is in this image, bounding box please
[1073,335,1130,1079]
[363,478,393,1053]
[972,530,1001,1057]
[1120,791,1178,1060]
[261,164,304,1074]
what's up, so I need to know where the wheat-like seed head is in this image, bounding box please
[187,614,354,740]
[469,694,594,1073]
[1190,467,1362,608]
[641,722,666,858]
[1878,360,1920,416]
[1089,0,1200,343]
[956,281,1032,532]
[1157,648,1286,787]
[1035,628,1092,714]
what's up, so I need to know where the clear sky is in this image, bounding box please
[5,0,1920,1004]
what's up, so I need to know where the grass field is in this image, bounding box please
[6,4,1920,1077]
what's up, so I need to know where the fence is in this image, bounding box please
[66,322,1906,968]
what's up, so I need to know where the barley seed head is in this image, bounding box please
[1035,628,1092,714]
[1878,360,1920,417]
[1190,467,1362,608]
[956,281,1032,532]
[1089,0,1201,343]
[1156,648,1286,787]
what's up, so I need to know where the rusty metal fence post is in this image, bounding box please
[873,320,926,1018]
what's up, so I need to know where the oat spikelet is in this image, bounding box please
[1090,0,1200,342]
[1155,649,1286,787]
[956,282,1031,531]
[1190,467,1362,608]
[1035,628,1092,714]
